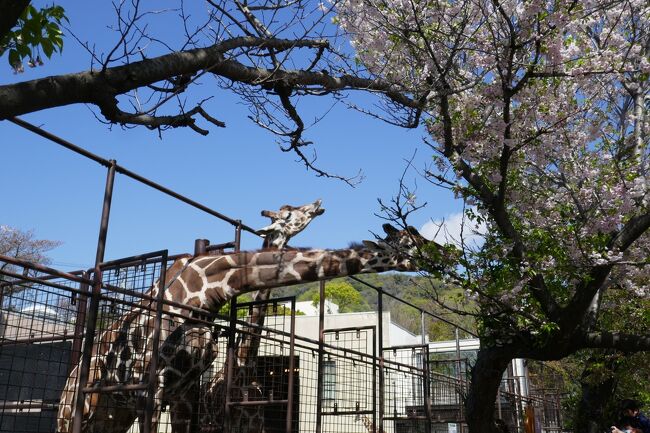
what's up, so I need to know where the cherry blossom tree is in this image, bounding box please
[0,0,423,184]
[1,2,649,430]
[0,225,61,293]
[336,1,649,432]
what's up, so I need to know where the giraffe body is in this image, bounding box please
[58,200,324,433]
[57,210,429,433]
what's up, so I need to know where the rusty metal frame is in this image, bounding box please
[2,116,570,433]
[317,322,378,425]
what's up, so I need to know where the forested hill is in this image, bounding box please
[270,273,476,341]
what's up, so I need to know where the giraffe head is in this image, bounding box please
[361,223,430,271]
[259,199,325,249]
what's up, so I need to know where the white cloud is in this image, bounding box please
[420,211,486,247]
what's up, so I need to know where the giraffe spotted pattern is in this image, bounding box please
[57,216,430,433]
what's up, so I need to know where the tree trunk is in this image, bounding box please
[574,355,619,433]
[465,347,513,433]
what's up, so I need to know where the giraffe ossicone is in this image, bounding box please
[56,200,431,433]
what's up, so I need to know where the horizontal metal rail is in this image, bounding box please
[228,400,289,407]
[8,117,260,236]
[0,334,73,346]
[82,383,149,393]
[349,275,477,336]
[0,401,59,412]
[0,253,91,286]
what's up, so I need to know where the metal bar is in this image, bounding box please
[423,339,432,433]
[73,162,116,433]
[8,117,261,235]
[70,272,90,373]
[235,295,301,308]
[224,295,238,433]
[143,251,168,433]
[8,117,112,166]
[82,383,149,393]
[0,267,85,290]
[194,239,209,256]
[0,334,73,346]
[223,221,241,433]
[228,400,289,407]
[455,327,464,428]
[0,253,92,285]
[0,269,87,296]
[377,289,385,433]
[372,324,377,433]
[0,401,59,411]
[95,161,116,265]
[350,275,476,336]
[285,297,296,433]
[206,242,235,252]
[72,270,102,433]
[322,325,376,334]
[116,168,258,234]
[98,250,171,269]
[321,410,374,416]
[234,221,242,251]
[315,280,325,433]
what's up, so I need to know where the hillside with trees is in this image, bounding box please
[271,272,476,341]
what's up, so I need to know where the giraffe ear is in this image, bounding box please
[382,224,400,236]
[261,209,279,220]
[362,240,381,249]
[406,226,422,236]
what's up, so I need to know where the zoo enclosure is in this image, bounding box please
[0,118,566,433]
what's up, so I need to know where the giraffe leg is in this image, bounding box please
[161,324,218,433]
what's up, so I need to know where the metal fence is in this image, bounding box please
[0,253,566,433]
[1,118,567,433]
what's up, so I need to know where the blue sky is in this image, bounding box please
[1,1,461,270]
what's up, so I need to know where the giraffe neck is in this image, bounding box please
[166,247,407,311]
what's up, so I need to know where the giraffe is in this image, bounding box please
[186,199,326,433]
[197,200,326,433]
[57,200,324,433]
[56,221,430,433]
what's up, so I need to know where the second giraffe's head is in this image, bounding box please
[362,223,430,271]
[259,199,325,249]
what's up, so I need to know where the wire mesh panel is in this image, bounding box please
[56,252,181,433]
[428,356,469,426]
[0,254,570,433]
[320,326,376,433]
[196,297,297,433]
[0,260,84,433]
[383,346,428,433]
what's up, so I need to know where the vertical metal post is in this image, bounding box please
[285,298,296,433]
[72,161,116,433]
[421,312,432,433]
[234,221,242,252]
[224,223,242,433]
[372,325,377,433]
[143,251,168,433]
[455,327,464,431]
[194,238,209,256]
[224,296,238,433]
[315,280,326,433]
[69,272,90,374]
[94,161,117,266]
[377,290,385,433]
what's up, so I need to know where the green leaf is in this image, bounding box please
[8,49,20,67]
[16,44,31,57]
[41,39,53,58]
